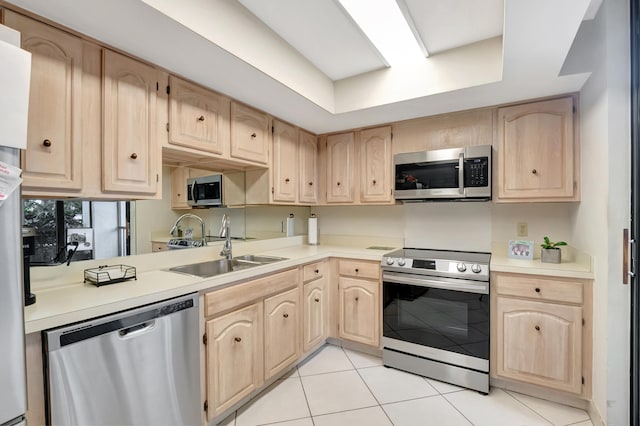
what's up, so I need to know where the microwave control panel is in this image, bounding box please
[463,157,489,187]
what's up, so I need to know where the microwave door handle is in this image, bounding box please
[458,152,464,194]
[192,181,199,204]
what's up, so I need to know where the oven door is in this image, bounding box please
[382,271,490,372]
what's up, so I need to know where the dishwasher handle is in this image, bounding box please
[118,320,155,338]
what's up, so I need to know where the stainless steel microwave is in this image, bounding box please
[394,145,492,201]
[187,174,222,207]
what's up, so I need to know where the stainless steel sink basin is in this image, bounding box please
[232,255,288,264]
[168,255,287,278]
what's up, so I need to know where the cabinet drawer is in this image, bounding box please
[303,261,327,283]
[338,259,379,280]
[495,273,583,305]
[151,242,168,252]
[205,268,299,317]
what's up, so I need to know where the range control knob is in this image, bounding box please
[398,258,406,266]
[456,263,467,272]
[386,257,395,265]
[471,264,482,274]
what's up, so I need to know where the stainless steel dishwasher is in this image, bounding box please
[44,293,200,426]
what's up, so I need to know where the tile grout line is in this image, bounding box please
[439,391,478,426]
[296,367,317,426]
[501,389,556,425]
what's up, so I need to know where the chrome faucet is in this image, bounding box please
[219,213,232,259]
[169,213,207,246]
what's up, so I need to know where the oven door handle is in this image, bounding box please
[383,272,488,295]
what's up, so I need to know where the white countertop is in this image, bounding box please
[24,237,392,334]
[25,238,594,334]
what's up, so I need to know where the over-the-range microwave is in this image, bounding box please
[187,174,222,207]
[394,145,492,201]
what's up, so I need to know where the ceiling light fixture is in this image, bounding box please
[337,0,426,66]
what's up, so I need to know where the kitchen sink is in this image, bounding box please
[167,255,288,278]
[232,255,288,264]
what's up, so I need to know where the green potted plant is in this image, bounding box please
[540,236,567,263]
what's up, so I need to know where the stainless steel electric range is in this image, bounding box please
[381,248,491,394]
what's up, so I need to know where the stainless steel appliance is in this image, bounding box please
[394,145,492,201]
[44,293,200,425]
[187,173,222,207]
[0,23,31,426]
[381,248,491,393]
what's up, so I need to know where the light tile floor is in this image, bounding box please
[219,344,593,426]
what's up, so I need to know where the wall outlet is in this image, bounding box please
[517,222,528,237]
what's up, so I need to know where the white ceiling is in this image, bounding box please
[5,0,602,134]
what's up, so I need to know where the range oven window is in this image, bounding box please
[383,281,490,360]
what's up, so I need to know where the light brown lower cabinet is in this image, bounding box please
[492,272,592,396]
[205,303,263,419]
[302,261,329,352]
[264,287,301,379]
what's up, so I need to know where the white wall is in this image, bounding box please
[572,0,631,424]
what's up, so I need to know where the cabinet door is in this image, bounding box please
[103,50,160,194]
[206,303,263,420]
[230,102,270,164]
[170,167,190,209]
[497,97,577,201]
[272,120,298,203]
[6,12,83,192]
[326,132,355,203]
[168,75,229,155]
[496,297,582,393]
[299,130,318,204]
[360,126,392,203]
[264,287,300,379]
[303,277,328,352]
[338,277,379,347]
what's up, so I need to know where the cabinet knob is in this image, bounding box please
[372,179,377,185]
[314,269,319,274]
[355,268,359,273]
[314,297,320,302]
[308,182,313,186]
[532,169,537,174]
[535,325,541,331]
[251,132,257,138]
[234,337,242,342]
[283,313,289,318]
[285,178,290,183]
[336,181,341,186]
[355,296,359,301]
[198,115,205,121]
[130,153,138,159]
[42,139,52,147]
[535,287,541,293]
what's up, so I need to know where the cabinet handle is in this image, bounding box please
[532,169,537,174]
[285,178,290,183]
[130,153,138,159]
[251,132,257,138]
[535,325,540,331]
[234,337,242,342]
[535,288,541,293]
[283,313,289,318]
[198,115,205,121]
[314,297,320,302]
[42,139,52,147]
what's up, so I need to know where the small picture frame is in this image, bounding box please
[508,240,534,260]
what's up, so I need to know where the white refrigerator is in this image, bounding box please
[0,23,31,426]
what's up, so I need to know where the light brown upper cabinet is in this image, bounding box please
[298,130,319,204]
[230,102,270,165]
[271,120,298,203]
[102,49,161,195]
[360,126,392,203]
[496,96,579,202]
[6,11,83,194]
[168,75,230,156]
[325,132,355,203]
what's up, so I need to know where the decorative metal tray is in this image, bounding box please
[84,265,137,286]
